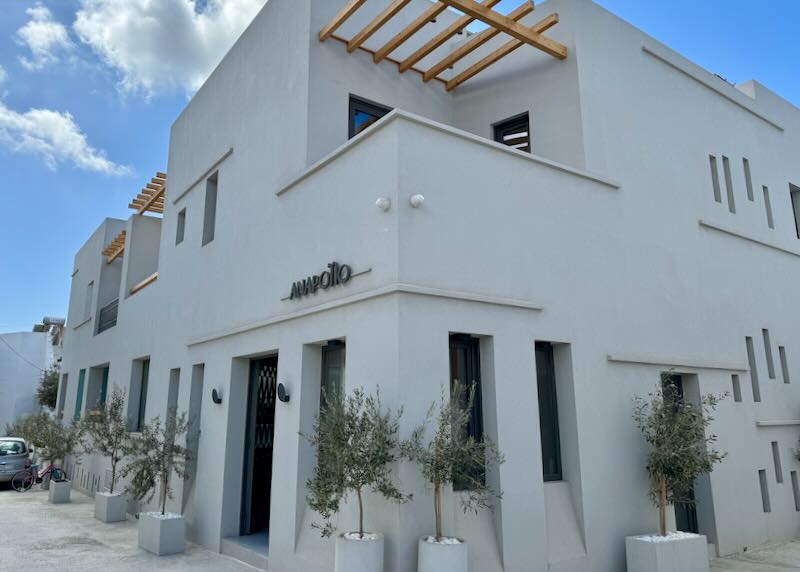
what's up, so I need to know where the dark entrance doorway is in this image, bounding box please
[241,356,277,536]
[662,373,700,534]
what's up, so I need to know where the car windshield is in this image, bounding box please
[0,440,27,455]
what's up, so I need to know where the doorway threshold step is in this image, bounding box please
[221,533,269,570]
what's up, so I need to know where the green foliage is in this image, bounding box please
[305,387,409,538]
[633,374,726,535]
[401,381,504,541]
[6,411,83,465]
[36,367,60,410]
[80,388,133,494]
[122,408,190,516]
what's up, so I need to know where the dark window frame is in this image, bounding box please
[535,342,562,482]
[349,95,392,139]
[320,340,346,409]
[493,112,531,153]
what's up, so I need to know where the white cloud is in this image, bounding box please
[0,102,129,175]
[74,0,267,97]
[16,4,75,71]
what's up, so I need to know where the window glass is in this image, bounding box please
[136,359,150,431]
[535,342,562,481]
[349,96,392,139]
[74,369,86,420]
[202,174,218,246]
[176,209,186,245]
[320,341,345,408]
[449,334,484,490]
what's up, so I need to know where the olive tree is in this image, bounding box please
[633,376,726,536]
[80,388,132,494]
[305,387,409,538]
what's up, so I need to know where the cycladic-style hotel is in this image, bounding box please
[58,0,800,570]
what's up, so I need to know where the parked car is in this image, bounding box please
[0,438,31,483]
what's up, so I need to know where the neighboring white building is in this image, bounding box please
[1,318,64,431]
[58,1,800,570]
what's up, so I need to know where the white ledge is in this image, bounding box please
[188,282,542,346]
[699,220,800,258]
[756,420,800,428]
[642,44,783,132]
[72,316,92,331]
[607,353,749,372]
[275,109,620,196]
[172,147,234,204]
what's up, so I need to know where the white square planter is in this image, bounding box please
[138,512,186,556]
[95,492,128,523]
[418,536,468,572]
[48,480,71,504]
[334,532,384,572]
[626,532,709,572]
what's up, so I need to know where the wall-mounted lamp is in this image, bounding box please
[211,388,223,404]
[375,197,391,212]
[277,383,290,403]
[409,194,425,208]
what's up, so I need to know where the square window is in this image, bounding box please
[349,96,392,139]
[494,113,530,152]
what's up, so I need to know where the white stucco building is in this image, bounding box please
[58,0,800,570]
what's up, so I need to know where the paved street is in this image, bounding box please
[1,483,799,571]
[0,484,256,571]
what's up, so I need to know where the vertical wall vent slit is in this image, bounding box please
[743,158,754,201]
[731,374,742,402]
[763,329,775,379]
[779,346,790,384]
[763,187,774,229]
[709,156,722,203]
[759,469,771,513]
[722,156,736,213]
[746,336,761,402]
[771,441,783,483]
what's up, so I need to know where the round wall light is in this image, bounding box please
[376,197,391,212]
[277,383,290,403]
[409,194,425,208]
[211,388,223,404]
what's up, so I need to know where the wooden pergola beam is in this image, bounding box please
[399,0,502,73]
[319,0,369,41]
[348,0,412,53]
[373,1,448,63]
[423,1,534,82]
[445,14,560,91]
[437,0,566,59]
[101,230,126,263]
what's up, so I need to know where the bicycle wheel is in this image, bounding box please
[51,467,65,482]
[11,470,34,492]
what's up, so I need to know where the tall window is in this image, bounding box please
[349,96,391,139]
[74,369,86,421]
[493,112,530,152]
[449,334,483,489]
[791,184,800,240]
[176,208,186,245]
[320,341,346,408]
[535,342,562,481]
[202,173,218,246]
[129,358,150,432]
[57,374,68,418]
[84,281,94,321]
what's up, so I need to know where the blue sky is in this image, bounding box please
[0,0,797,333]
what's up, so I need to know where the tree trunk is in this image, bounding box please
[659,476,668,537]
[160,473,168,516]
[357,487,364,539]
[434,482,443,542]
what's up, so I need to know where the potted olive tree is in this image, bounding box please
[305,387,408,572]
[81,388,133,523]
[123,408,190,556]
[20,412,84,503]
[402,382,504,572]
[627,377,726,572]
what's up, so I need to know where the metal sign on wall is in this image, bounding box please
[286,261,369,301]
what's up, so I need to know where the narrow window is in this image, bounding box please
[349,95,391,139]
[176,208,186,245]
[449,333,484,489]
[202,173,218,246]
[168,368,180,421]
[759,469,771,512]
[100,366,109,407]
[792,184,800,239]
[746,336,761,402]
[709,156,722,203]
[792,471,800,511]
[763,329,775,379]
[763,186,774,229]
[84,281,94,320]
[722,156,736,213]
[74,368,86,420]
[772,441,783,483]
[743,158,754,201]
[320,340,345,409]
[494,112,530,153]
[535,342,562,482]
[731,374,742,402]
[128,358,150,432]
[779,346,790,384]
[57,373,68,418]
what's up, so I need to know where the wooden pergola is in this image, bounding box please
[101,230,126,264]
[128,171,167,215]
[319,0,566,91]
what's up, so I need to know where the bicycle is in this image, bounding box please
[11,462,66,492]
